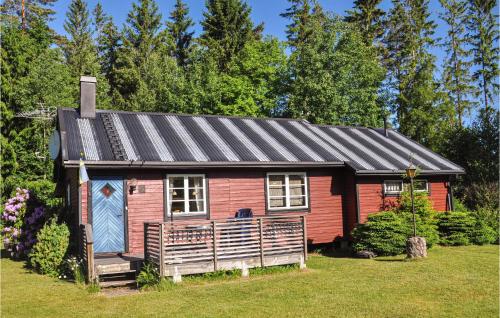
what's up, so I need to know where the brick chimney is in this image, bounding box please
[79,76,96,118]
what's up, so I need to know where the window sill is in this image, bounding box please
[267,207,310,214]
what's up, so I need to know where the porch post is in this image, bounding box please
[259,218,264,267]
[159,223,165,278]
[212,221,218,271]
[301,215,307,261]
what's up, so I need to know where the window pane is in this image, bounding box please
[269,175,285,186]
[270,197,286,208]
[189,200,205,212]
[290,196,305,207]
[170,189,184,200]
[188,176,203,188]
[289,175,304,186]
[289,185,305,196]
[414,180,427,191]
[169,177,184,188]
[385,181,402,192]
[170,201,184,213]
[269,186,285,197]
[188,188,204,200]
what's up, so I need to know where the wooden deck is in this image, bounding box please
[144,215,307,277]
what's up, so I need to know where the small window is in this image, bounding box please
[166,174,206,216]
[384,180,403,195]
[404,180,428,193]
[267,172,308,211]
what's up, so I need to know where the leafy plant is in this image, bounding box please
[136,262,161,289]
[436,212,475,246]
[28,218,69,277]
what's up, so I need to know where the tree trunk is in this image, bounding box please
[406,236,427,259]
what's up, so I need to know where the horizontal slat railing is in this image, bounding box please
[144,215,306,277]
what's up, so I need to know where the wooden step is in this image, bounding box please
[99,279,137,288]
[98,269,137,277]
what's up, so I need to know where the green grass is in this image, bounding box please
[1,246,498,317]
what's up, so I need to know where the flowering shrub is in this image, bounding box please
[1,188,48,258]
[1,188,29,257]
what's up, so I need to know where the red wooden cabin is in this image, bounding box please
[55,77,464,257]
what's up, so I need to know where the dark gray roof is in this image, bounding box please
[57,108,464,175]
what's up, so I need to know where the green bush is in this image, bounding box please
[352,211,439,256]
[352,194,439,256]
[436,212,475,246]
[469,207,499,243]
[29,218,70,277]
[470,219,497,245]
[437,211,497,246]
[136,262,160,289]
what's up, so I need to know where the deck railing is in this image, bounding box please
[144,215,307,277]
[80,223,95,282]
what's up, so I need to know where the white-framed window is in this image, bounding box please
[404,180,429,193]
[384,180,404,195]
[166,174,207,215]
[384,180,429,195]
[266,172,308,211]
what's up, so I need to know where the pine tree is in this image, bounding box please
[93,2,121,88]
[166,0,194,68]
[63,0,99,77]
[345,0,385,45]
[1,0,57,28]
[200,0,262,71]
[439,0,475,127]
[123,0,163,58]
[467,0,499,110]
[383,0,447,147]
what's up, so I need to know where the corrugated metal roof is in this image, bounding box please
[57,108,464,174]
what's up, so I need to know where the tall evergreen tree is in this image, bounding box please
[62,0,99,77]
[122,0,163,58]
[93,2,121,89]
[1,0,57,28]
[283,1,385,126]
[439,0,476,127]
[166,0,194,68]
[467,0,499,110]
[345,0,385,45]
[200,0,263,71]
[383,0,448,147]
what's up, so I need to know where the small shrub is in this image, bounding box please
[469,207,499,243]
[136,262,160,289]
[29,218,69,277]
[470,219,497,245]
[436,212,475,246]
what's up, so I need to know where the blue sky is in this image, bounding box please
[49,0,450,71]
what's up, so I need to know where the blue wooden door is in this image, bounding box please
[92,177,125,253]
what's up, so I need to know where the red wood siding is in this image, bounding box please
[357,176,450,223]
[125,173,164,254]
[208,169,345,244]
[74,168,451,253]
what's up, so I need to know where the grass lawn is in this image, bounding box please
[1,245,498,317]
